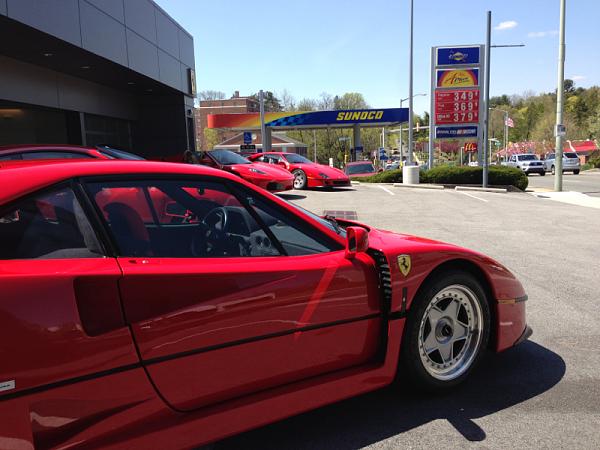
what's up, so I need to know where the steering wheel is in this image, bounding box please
[191,207,229,257]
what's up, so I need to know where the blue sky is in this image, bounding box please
[156,0,599,114]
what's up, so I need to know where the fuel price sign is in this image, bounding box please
[435,89,479,123]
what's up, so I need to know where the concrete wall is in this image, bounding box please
[1,0,195,95]
[0,55,137,120]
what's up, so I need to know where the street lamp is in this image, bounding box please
[399,93,427,159]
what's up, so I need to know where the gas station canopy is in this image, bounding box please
[207,108,409,131]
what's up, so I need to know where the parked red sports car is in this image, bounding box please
[0,160,530,449]
[345,160,379,178]
[248,151,351,190]
[0,143,145,161]
[198,149,293,192]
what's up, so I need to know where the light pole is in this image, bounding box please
[259,90,266,153]
[399,93,426,160]
[554,0,566,191]
[407,0,415,165]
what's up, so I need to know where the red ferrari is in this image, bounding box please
[248,151,351,190]
[0,143,145,161]
[0,160,530,449]
[198,149,293,192]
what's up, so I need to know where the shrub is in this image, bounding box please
[589,156,600,168]
[355,165,528,190]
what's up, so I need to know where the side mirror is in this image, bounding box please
[345,226,369,259]
[277,161,287,168]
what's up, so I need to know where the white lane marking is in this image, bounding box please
[459,191,489,202]
[377,185,395,196]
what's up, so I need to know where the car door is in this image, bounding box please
[83,176,382,411]
[0,183,139,400]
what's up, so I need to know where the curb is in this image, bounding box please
[351,181,361,185]
[455,186,508,193]
[392,183,444,190]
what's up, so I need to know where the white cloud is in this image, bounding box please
[494,20,518,31]
[571,75,586,81]
[527,30,559,38]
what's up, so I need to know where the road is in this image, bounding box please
[526,169,600,197]
[211,183,600,450]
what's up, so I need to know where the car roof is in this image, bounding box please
[0,160,239,204]
[0,144,98,153]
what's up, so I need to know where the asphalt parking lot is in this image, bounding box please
[212,179,600,449]
[526,169,600,197]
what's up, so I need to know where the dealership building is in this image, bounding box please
[0,0,196,159]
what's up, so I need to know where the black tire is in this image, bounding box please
[551,165,556,175]
[540,171,546,176]
[292,169,307,190]
[574,169,580,175]
[399,270,491,391]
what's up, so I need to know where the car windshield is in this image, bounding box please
[564,152,578,158]
[282,200,346,236]
[96,146,145,160]
[209,149,250,165]
[284,154,312,164]
[346,163,375,174]
[518,155,538,161]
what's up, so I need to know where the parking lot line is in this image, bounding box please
[458,191,489,202]
[376,185,395,196]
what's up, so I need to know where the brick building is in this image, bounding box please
[195,91,259,150]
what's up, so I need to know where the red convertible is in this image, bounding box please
[0,160,530,449]
[247,151,351,190]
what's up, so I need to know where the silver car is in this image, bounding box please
[506,154,546,176]
[544,152,580,175]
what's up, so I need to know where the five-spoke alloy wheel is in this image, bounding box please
[400,270,490,390]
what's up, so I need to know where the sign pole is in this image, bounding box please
[428,47,435,169]
[554,0,566,192]
[259,90,266,153]
[482,11,492,188]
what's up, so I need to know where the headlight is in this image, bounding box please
[318,172,330,179]
[249,168,267,175]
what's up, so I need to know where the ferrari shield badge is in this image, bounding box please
[397,254,411,277]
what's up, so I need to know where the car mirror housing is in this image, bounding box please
[345,226,369,259]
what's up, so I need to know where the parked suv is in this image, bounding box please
[506,154,546,176]
[544,152,580,175]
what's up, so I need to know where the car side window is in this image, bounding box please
[21,151,94,159]
[84,179,282,258]
[0,154,22,160]
[242,190,342,256]
[0,186,104,260]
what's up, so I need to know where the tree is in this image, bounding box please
[279,89,296,111]
[199,90,226,101]
[250,91,282,112]
[334,92,369,109]
[203,128,220,150]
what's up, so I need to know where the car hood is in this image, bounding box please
[298,163,348,179]
[228,162,293,179]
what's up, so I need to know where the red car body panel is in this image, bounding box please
[198,152,294,192]
[0,160,528,449]
[248,152,351,188]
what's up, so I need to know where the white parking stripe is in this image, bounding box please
[377,186,395,196]
[459,191,489,202]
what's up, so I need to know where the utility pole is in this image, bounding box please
[313,129,317,162]
[259,90,266,153]
[554,0,566,191]
[407,0,415,165]
[482,11,492,187]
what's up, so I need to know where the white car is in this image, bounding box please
[506,154,546,176]
[544,152,580,175]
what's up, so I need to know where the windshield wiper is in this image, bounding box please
[323,214,342,234]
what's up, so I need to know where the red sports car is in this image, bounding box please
[0,143,145,161]
[0,160,530,449]
[198,149,293,192]
[248,151,351,190]
[345,160,379,178]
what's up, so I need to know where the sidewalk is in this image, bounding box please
[531,191,600,210]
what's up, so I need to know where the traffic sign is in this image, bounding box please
[243,132,252,144]
[354,146,364,153]
[435,125,478,139]
[380,155,389,161]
